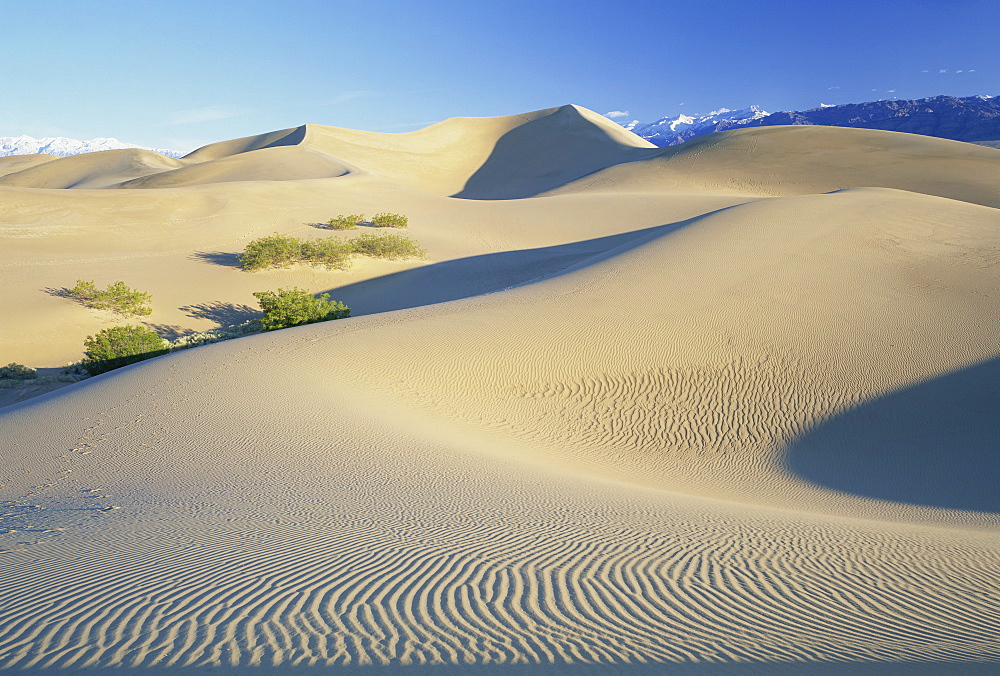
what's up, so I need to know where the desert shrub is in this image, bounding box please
[240,232,425,271]
[240,233,305,271]
[349,232,426,260]
[369,212,408,228]
[82,325,169,375]
[301,238,354,270]
[68,280,153,317]
[66,279,100,303]
[0,363,38,380]
[325,214,364,230]
[252,287,350,331]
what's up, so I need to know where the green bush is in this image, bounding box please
[240,231,426,272]
[301,238,354,270]
[67,280,153,317]
[252,287,350,331]
[0,362,38,380]
[325,214,364,230]
[240,233,305,271]
[349,232,426,260]
[370,212,408,228]
[82,326,169,375]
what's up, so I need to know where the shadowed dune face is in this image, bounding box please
[453,105,660,199]
[317,220,700,316]
[180,124,307,161]
[787,356,1000,513]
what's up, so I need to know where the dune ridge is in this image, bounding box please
[1,105,998,671]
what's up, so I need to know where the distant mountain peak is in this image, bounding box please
[622,105,770,145]
[619,94,1000,147]
[0,135,184,158]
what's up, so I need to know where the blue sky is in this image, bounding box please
[2,0,997,151]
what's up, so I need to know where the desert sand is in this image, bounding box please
[1,104,998,673]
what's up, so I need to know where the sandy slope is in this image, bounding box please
[551,124,1000,208]
[1,106,999,672]
[0,154,60,177]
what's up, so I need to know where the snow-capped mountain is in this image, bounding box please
[622,106,769,146]
[0,135,184,158]
[619,95,1000,147]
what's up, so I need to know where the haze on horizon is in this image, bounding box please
[2,0,997,152]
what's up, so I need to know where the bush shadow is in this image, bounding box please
[181,301,259,325]
[143,323,189,340]
[42,286,70,298]
[785,356,1000,513]
[190,251,242,268]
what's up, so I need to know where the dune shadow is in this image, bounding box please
[785,356,1000,513]
[452,105,663,200]
[319,219,698,317]
[191,251,242,268]
[180,301,259,325]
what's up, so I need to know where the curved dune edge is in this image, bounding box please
[2,184,999,669]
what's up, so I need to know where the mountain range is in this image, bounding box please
[622,94,1000,147]
[0,135,184,158]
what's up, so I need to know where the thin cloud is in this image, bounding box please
[167,106,244,126]
[603,110,629,119]
[326,90,377,105]
[939,69,948,73]
[886,89,896,93]
[827,86,841,90]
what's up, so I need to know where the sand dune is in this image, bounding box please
[1,105,998,672]
[551,124,1000,208]
[116,146,358,189]
[0,154,60,177]
[0,148,185,189]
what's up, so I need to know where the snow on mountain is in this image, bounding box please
[619,95,1000,147]
[621,106,769,146]
[0,135,184,158]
